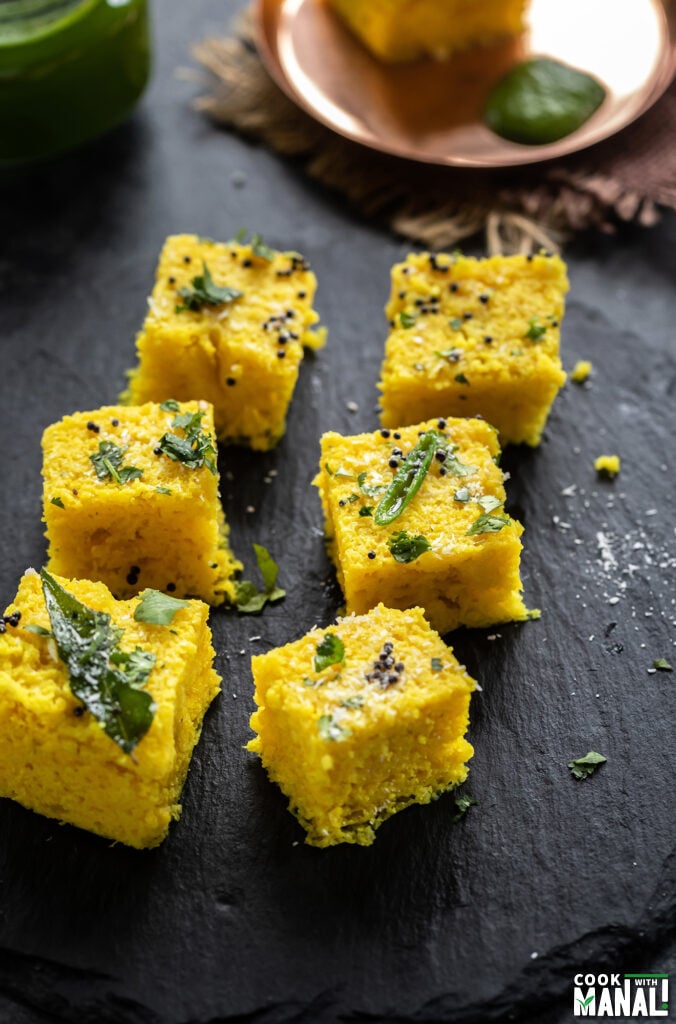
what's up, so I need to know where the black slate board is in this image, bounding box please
[0,2,675,1021]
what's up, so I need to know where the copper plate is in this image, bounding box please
[256,0,676,168]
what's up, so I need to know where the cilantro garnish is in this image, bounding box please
[341,695,365,709]
[314,633,345,672]
[317,714,351,742]
[476,495,502,513]
[453,487,470,502]
[399,311,418,329]
[568,751,607,780]
[233,229,275,261]
[452,795,477,822]
[357,471,387,499]
[449,317,463,331]
[435,348,463,362]
[157,410,217,474]
[50,497,65,509]
[454,372,470,385]
[175,262,243,313]
[40,569,156,754]
[444,452,477,478]
[236,544,286,614]
[524,317,547,342]
[134,589,190,626]
[653,658,673,672]
[90,441,143,485]
[466,513,510,536]
[160,399,180,412]
[431,657,443,672]
[388,531,431,563]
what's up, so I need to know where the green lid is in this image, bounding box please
[0,0,151,162]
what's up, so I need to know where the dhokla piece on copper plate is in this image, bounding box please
[314,416,527,634]
[0,569,220,848]
[42,400,240,605]
[122,233,325,450]
[248,603,476,847]
[379,251,568,446]
[329,0,529,63]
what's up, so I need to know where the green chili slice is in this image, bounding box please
[374,431,443,526]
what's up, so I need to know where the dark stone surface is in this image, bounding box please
[0,1,674,1022]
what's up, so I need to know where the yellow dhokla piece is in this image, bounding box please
[123,234,325,450]
[595,454,620,478]
[571,359,592,383]
[42,401,240,605]
[248,603,475,847]
[314,417,527,634]
[0,571,220,848]
[328,0,529,63]
[379,251,569,446]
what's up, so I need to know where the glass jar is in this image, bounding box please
[0,0,150,163]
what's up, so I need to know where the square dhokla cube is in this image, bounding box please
[329,0,529,63]
[248,603,475,846]
[379,251,569,446]
[314,416,527,634]
[123,234,325,450]
[0,571,221,848]
[42,401,240,605]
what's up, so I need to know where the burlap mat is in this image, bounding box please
[193,8,676,253]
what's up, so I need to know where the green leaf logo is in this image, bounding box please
[576,996,594,1007]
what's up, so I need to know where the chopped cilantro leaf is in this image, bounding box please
[524,317,547,342]
[236,544,286,614]
[466,513,510,536]
[357,471,386,498]
[160,400,180,412]
[314,633,345,672]
[157,410,217,474]
[341,695,365,709]
[175,262,243,313]
[431,657,443,672]
[454,372,470,385]
[399,311,418,329]
[250,233,275,261]
[452,795,477,822]
[653,658,673,672]
[435,348,463,362]
[449,317,463,330]
[24,624,52,637]
[90,441,143,486]
[317,714,351,742]
[134,589,190,626]
[50,497,65,509]
[388,531,431,563]
[453,487,470,502]
[476,495,502,513]
[359,506,374,517]
[568,751,607,780]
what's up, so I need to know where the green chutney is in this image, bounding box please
[484,57,606,146]
[0,0,150,162]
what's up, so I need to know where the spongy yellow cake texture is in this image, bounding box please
[42,400,240,605]
[123,234,325,450]
[329,0,529,63]
[248,603,475,846]
[379,251,568,446]
[314,416,527,634]
[0,571,220,848]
